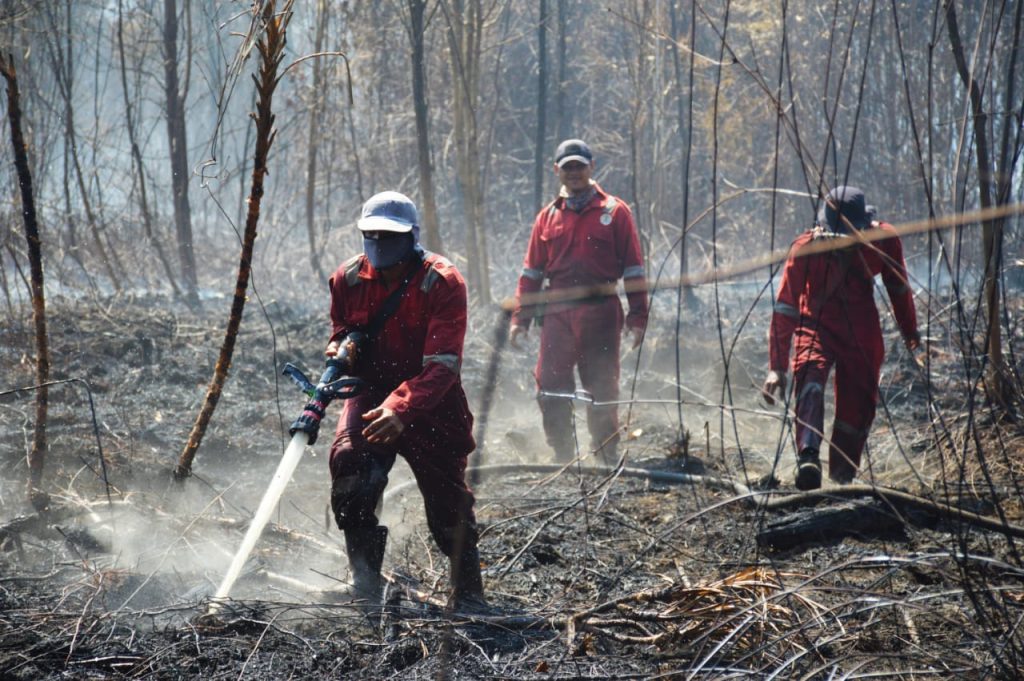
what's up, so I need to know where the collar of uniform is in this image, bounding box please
[557,180,606,207]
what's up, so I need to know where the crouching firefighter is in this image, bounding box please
[298,191,486,612]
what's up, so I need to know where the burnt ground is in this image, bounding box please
[2,293,1024,679]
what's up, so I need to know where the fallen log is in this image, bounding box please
[756,499,935,550]
[756,484,1024,540]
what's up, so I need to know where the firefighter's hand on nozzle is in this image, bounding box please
[362,406,404,444]
[509,324,529,350]
[762,370,787,406]
[324,332,364,376]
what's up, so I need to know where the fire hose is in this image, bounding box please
[208,339,364,613]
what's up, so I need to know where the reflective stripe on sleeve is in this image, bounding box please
[774,301,800,319]
[343,256,363,287]
[423,353,461,373]
[623,265,645,279]
[420,267,441,293]
[521,267,544,281]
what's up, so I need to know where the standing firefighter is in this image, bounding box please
[323,191,485,610]
[510,139,649,463]
[762,186,920,489]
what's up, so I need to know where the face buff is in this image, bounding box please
[564,185,596,213]
[364,232,415,269]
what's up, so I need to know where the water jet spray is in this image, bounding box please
[207,349,363,615]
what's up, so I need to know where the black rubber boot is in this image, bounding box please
[552,441,576,463]
[829,467,856,485]
[595,442,619,466]
[539,394,576,462]
[795,447,822,491]
[448,543,489,614]
[343,525,387,604]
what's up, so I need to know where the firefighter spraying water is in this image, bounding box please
[322,191,487,612]
[211,191,486,616]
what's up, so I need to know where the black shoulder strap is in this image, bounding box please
[364,254,425,338]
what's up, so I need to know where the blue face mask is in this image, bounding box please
[363,232,416,269]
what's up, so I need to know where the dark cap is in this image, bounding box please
[818,185,871,232]
[555,138,593,167]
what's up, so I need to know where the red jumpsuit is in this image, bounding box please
[769,223,918,482]
[326,252,477,557]
[512,183,649,458]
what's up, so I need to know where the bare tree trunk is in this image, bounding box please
[61,130,79,268]
[43,1,122,291]
[175,0,293,481]
[408,0,443,254]
[533,0,549,213]
[117,0,181,299]
[1,54,51,511]
[345,91,366,205]
[0,240,16,317]
[945,2,1008,409]
[55,0,79,272]
[625,1,652,252]
[669,0,697,309]
[555,0,570,141]
[303,0,328,283]
[444,0,490,302]
[163,0,199,305]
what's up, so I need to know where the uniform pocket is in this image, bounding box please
[584,225,615,250]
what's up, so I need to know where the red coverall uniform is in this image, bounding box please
[326,251,477,557]
[512,183,649,458]
[768,223,918,482]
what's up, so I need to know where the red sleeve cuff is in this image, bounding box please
[381,394,413,425]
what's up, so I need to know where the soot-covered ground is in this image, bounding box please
[2,293,1023,679]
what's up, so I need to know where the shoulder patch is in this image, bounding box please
[421,253,458,292]
[343,254,365,287]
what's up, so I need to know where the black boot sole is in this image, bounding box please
[795,462,822,490]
